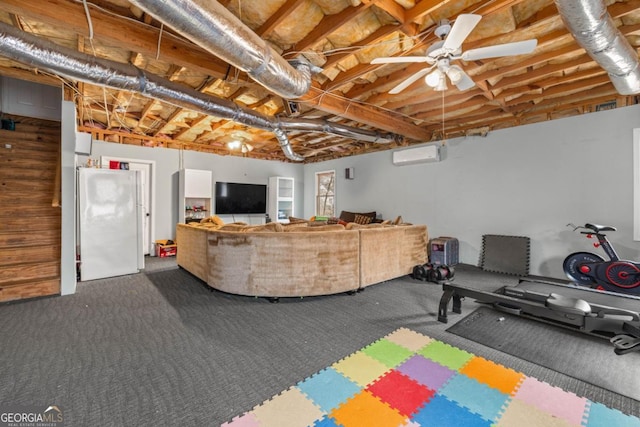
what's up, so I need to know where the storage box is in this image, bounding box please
[155,240,177,257]
[429,237,459,266]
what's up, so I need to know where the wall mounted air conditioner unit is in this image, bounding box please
[392,144,440,166]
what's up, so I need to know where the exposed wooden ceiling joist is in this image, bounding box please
[0,0,637,162]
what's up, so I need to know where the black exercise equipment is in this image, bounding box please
[438,278,640,355]
[412,263,455,283]
[564,223,640,296]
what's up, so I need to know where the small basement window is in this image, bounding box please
[315,170,335,217]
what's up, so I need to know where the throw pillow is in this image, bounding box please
[288,216,308,224]
[354,213,373,225]
[339,211,356,223]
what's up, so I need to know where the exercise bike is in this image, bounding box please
[563,223,640,296]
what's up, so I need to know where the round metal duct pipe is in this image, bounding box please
[128,0,314,99]
[555,0,640,95]
[0,22,402,161]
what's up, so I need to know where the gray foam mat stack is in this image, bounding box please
[480,234,530,276]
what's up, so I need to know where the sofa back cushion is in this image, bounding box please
[339,210,376,223]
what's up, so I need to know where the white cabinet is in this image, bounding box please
[1,76,62,121]
[179,169,212,223]
[268,176,294,223]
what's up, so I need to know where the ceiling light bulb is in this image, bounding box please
[227,140,241,150]
[446,65,463,84]
[425,69,441,87]
[435,74,448,91]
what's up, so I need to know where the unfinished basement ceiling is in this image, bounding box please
[0,0,639,163]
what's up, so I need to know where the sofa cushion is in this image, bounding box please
[326,216,348,226]
[346,222,385,230]
[286,224,345,232]
[200,215,225,226]
[283,222,309,231]
[241,222,284,232]
[288,216,308,224]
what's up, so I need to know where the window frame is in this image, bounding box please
[315,170,336,217]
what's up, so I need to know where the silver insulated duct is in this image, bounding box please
[555,0,640,95]
[0,22,402,161]
[128,0,314,99]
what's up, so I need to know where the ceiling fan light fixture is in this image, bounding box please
[227,140,242,150]
[241,143,254,153]
[435,75,448,91]
[446,65,464,84]
[425,69,442,87]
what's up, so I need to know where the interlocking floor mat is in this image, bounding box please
[222,328,640,427]
[480,234,530,276]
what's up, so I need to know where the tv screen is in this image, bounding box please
[215,182,267,215]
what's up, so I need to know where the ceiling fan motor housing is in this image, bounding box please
[434,20,452,39]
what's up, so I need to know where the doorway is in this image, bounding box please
[100,156,156,255]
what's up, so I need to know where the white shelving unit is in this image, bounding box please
[268,176,294,223]
[179,169,212,223]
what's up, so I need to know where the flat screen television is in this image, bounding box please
[215,182,267,215]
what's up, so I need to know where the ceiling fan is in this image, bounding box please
[371,14,537,94]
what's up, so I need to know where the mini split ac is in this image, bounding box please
[392,144,440,166]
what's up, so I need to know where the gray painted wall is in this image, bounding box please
[304,104,640,279]
[88,141,304,240]
[83,104,640,280]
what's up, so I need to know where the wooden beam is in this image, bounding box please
[321,35,432,93]
[404,0,455,23]
[371,0,406,24]
[1,0,241,81]
[472,0,529,15]
[256,0,306,37]
[296,86,430,141]
[4,0,429,144]
[322,24,400,70]
[284,2,375,56]
[0,65,60,86]
[173,115,211,139]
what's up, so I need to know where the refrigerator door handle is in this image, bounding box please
[135,170,145,270]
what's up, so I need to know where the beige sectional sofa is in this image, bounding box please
[176,221,427,298]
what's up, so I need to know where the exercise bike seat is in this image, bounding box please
[546,293,591,316]
[584,223,616,233]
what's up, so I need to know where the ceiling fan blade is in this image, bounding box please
[389,67,433,94]
[442,14,482,51]
[453,69,475,91]
[461,39,537,61]
[371,56,429,64]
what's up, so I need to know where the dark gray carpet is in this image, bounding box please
[447,306,640,401]
[0,262,637,426]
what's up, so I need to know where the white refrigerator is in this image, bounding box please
[78,168,145,281]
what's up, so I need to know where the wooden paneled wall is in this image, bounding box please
[0,114,61,302]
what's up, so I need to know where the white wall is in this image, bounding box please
[87,141,304,240]
[305,104,640,279]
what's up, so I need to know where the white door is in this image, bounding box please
[101,157,154,255]
[79,168,142,280]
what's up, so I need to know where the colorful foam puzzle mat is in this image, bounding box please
[222,328,640,427]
